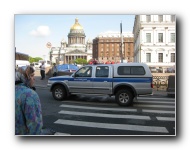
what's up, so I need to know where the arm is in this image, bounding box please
[24,90,43,135]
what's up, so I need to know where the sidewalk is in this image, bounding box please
[34,70,169,97]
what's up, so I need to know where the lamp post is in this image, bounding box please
[46,42,52,62]
[120,22,123,63]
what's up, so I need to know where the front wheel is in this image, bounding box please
[115,90,133,106]
[52,85,67,101]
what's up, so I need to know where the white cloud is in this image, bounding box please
[29,26,51,37]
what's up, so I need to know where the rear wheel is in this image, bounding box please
[115,90,133,106]
[52,85,67,101]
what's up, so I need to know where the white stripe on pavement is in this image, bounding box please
[133,104,175,108]
[54,132,70,135]
[58,110,151,120]
[156,117,175,121]
[142,109,175,114]
[135,100,175,104]
[54,119,168,133]
[60,104,137,112]
[137,97,175,100]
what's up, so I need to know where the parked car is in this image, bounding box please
[57,64,79,73]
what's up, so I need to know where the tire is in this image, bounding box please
[115,90,133,106]
[52,85,67,101]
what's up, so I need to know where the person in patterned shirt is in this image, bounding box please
[15,66,54,135]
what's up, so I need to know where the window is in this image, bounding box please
[171,53,175,62]
[146,33,151,42]
[171,33,175,43]
[75,66,92,77]
[158,53,163,62]
[171,15,175,22]
[146,53,151,62]
[158,15,163,22]
[96,66,109,77]
[131,67,145,75]
[118,66,145,75]
[158,33,163,42]
[146,15,151,22]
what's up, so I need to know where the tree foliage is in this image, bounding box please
[29,56,43,63]
[74,58,87,65]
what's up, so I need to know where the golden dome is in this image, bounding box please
[70,18,83,30]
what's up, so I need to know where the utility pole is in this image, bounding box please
[120,22,123,63]
[46,42,52,63]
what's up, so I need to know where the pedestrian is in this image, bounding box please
[30,63,35,71]
[15,66,55,135]
[15,66,42,135]
[52,63,58,77]
[39,62,45,80]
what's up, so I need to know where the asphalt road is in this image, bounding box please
[36,87,176,136]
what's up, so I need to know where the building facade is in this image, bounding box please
[92,31,134,63]
[133,15,176,73]
[51,18,92,64]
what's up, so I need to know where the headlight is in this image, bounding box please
[47,80,53,85]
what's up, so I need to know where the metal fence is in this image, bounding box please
[153,76,168,91]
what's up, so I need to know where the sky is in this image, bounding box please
[15,15,135,59]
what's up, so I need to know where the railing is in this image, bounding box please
[153,76,168,91]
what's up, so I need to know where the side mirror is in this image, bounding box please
[72,73,77,78]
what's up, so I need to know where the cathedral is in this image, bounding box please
[50,18,92,64]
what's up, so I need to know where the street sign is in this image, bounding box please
[46,42,52,48]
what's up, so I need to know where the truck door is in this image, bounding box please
[68,66,93,93]
[93,66,112,94]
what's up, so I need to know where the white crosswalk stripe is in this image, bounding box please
[142,109,175,114]
[54,132,70,135]
[54,119,168,133]
[133,104,175,108]
[60,104,137,112]
[54,96,175,135]
[156,117,175,121]
[59,110,151,120]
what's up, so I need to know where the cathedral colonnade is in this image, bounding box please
[64,54,87,64]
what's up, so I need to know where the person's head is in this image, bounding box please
[53,63,56,66]
[24,66,35,87]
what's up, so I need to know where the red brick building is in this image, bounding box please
[92,32,134,63]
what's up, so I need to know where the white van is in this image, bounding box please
[38,60,51,68]
[16,60,30,67]
[32,62,41,69]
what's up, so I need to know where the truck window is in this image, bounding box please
[96,66,109,77]
[75,66,92,77]
[118,66,145,75]
[131,66,145,75]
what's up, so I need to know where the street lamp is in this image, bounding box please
[46,42,52,62]
[120,22,123,63]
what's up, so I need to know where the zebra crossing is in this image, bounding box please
[53,96,176,135]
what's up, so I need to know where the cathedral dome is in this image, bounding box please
[70,18,83,30]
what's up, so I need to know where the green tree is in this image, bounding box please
[74,58,87,65]
[29,56,43,63]
[34,57,43,62]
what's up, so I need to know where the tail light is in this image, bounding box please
[151,83,153,88]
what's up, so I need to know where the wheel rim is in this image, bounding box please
[55,88,63,98]
[119,93,129,103]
